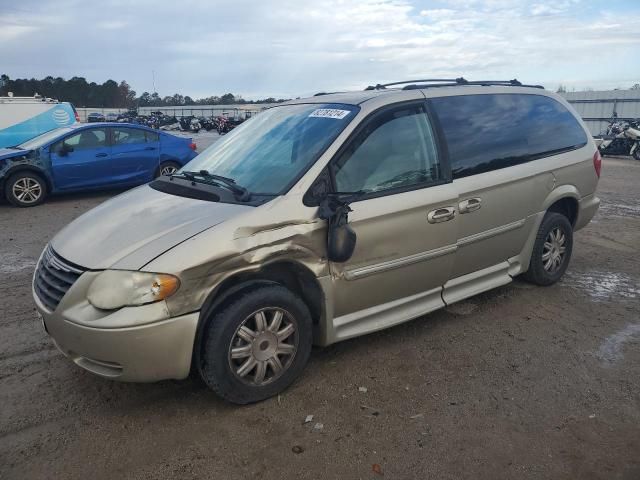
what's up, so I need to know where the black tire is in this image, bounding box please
[4,171,48,207]
[155,161,181,178]
[633,147,640,161]
[523,212,573,286]
[198,285,313,404]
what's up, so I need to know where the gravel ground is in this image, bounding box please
[0,156,638,480]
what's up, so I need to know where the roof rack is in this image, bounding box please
[365,77,544,91]
[365,79,459,90]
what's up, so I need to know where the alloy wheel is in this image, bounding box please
[542,227,566,273]
[228,307,298,386]
[160,165,178,176]
[12,177,42,204]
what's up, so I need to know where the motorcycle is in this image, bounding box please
[198,116,216,131]
[598,119,640,160]
[215,116,236,135]
[178,116,201,133]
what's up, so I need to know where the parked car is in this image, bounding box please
[0,94,78,148]
[87,112,105,123]
[105,112,120,122]
[0,123,197,206]
[32,79,600,404]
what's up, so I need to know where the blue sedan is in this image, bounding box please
[0,123,198,207]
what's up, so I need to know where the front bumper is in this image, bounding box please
[33,272,199,382]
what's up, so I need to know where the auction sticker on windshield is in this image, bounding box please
[308,109,351,119]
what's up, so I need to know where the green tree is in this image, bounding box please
[138,91,151,106]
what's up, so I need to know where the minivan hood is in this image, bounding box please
[51,185,252,270]
[0,147,33,161]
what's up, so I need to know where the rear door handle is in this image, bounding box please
[144,146,156,150]
[427,206,456,223]
[459,197,482,214]
[95,153,108,158]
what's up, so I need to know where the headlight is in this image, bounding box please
[87,270,180,310]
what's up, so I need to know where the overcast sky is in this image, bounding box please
[1,0,639,99]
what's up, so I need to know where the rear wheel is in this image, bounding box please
[4,172,48,207]
[633,146,640,161]
[524,212,573,286]
[198,285,313,404]
[156,161,180,177]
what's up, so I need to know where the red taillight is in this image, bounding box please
[189,143,197,151]
[593,150,602,178]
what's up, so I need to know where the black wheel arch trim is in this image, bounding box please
[191,261,326,371]
[192,278,279,373]
[1,165,52,192]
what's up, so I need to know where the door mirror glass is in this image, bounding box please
[319,195,357,263]
[327,222,357,263]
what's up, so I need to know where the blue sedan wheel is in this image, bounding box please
[5,172,48,207]
[157,161,180,177]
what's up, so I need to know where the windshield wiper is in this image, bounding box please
[172,170,251,201]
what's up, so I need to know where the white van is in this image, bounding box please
[0,94,78,148]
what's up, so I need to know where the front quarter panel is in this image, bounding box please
[0,148,52,189]
[145,194,328,318]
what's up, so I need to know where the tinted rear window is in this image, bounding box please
[430,94,588,179]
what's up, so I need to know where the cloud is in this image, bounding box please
[97,20,128,30]
[0,24,38,42]
[0,0,638,98]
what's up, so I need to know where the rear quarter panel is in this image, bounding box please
[159,133,196,166]
[547,93,599,201]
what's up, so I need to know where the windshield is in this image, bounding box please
[18,127,74,150]
[183,103,359,195]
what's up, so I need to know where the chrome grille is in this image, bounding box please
[34,245,86,311]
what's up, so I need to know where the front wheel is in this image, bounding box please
[198,285,313,404]
[523,212,573,286]
[4,171,48,207]
[632,145,640,161]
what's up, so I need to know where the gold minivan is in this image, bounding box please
[33,79,601,403]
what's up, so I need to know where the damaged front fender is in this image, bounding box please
[149,197,330,322]
[0,148,52,189]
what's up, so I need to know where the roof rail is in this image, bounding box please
[365,79,460,90]
[365,77,545,91]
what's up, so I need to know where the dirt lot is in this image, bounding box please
[0,156,638,480]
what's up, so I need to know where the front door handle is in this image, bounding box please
[427,206,456,224]
[144,146,156,150]
[95,153,108,157]
[459,197,482,214]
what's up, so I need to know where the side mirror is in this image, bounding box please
[327,221,357,263]
[319,195,357,263]
[58,144,73,156]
